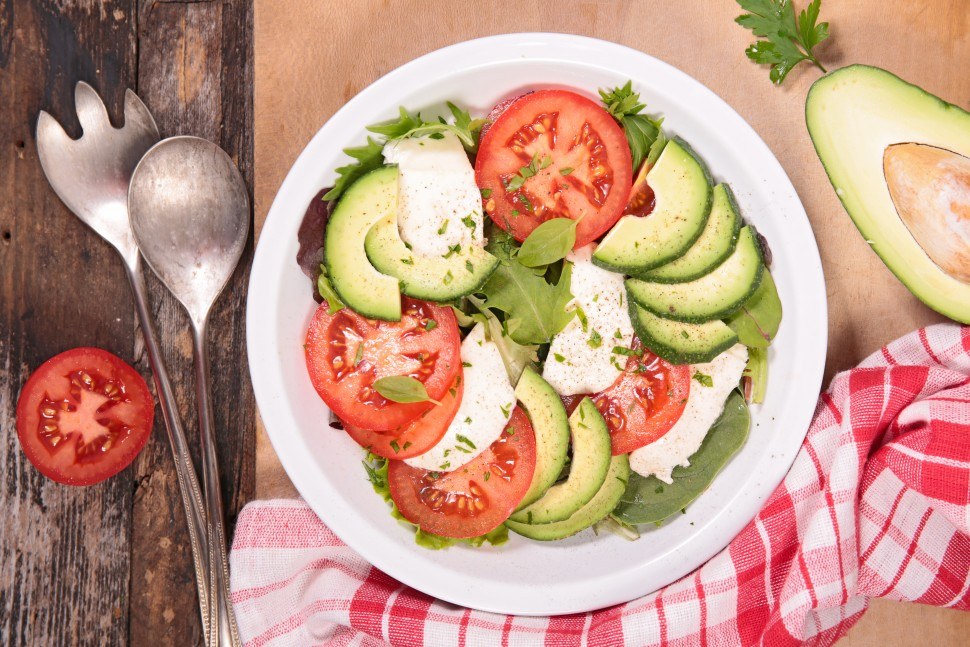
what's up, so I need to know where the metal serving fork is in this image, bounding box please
[35,82,212,641]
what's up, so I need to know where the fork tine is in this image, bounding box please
[35,110,73,155]
[75,81,111,133]
[123,89,160,140]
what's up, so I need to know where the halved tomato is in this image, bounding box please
[344,374,463,459]
[305,297,461,431]
[566,339,691,455]
[475,89,633,248]
[387,407,536,539]
[15,347,154,486]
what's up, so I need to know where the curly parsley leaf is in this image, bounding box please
[477,230,575,345]
[322,137,385,202]
[735,0,829,85]
[599,81,664,171]
[368,102,484,152]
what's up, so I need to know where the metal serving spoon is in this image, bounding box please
[128,136,248,647]
[35,83,212,641]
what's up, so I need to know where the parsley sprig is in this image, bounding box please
[735,0,830,85]
[598,82,665,171]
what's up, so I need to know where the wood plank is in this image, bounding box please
[0,1,137,645]
[252,0,970,643]
[130,0,255,644]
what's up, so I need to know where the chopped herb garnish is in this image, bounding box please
[443,270,454,285]
[440,462,451,470]
[456,446,472,454]
[511,209,520,217]
[612,346,642,357]
[449,387,457,397]
[588,329,603,349]
[554,353,566,363]
[461,215,476,229]
[390,440,401,454]
[500,403,511,417]
[424,319,438,331]
[462,361,473,368]
[483,471,491,482]
[464,416,472,424]
[437,220,449,235]
[519,193,534,212]
[592,294,599,302]
[481,188,492,199]
[456,434,476,449]
[443,244,462,259]
[693,371,714,387]
[466,260,474,273]
[560,167,574,176]
[401,257,414,265]
[354,343,364,366]
[681,330,690,339]
[614,328,623,339]
[403,441,413,450]
[575,306,589,332]
[429,471,440,479]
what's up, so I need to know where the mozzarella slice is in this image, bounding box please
[405,324,515,472]
[381,132,483,258]
[542,245,635,395]
[630,344,748,483]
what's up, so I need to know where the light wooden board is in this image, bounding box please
[253,0,970,642]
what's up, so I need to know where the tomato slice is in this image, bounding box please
[15,347,154,486]
[566,339,691,455]
[387,407,537,539]
[475,89,633,248]
[344,374,463,459]
[305,297,461,431]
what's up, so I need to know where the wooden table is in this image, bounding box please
[0,0,966,645]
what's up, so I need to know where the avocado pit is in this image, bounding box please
[884,143,970,283]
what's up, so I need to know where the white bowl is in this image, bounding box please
[247,33,827,615]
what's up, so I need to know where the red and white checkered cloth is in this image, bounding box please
[230,324,970,646]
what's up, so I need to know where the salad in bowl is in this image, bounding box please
[297,82,782,549]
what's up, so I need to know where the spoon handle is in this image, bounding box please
[192,319,242,647]
[125,255,212,641]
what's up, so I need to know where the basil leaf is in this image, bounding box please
[373,376,436,404]
[517,218,578,267]
[612,391,750,526]
[725,271,782,348]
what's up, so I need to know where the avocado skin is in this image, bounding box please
[806,65,970,323]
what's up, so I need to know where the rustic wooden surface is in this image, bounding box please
[252,0,969,644]
[0,1,254,645]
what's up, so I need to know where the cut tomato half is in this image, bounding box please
[387,407,536,539]
[305,297,461,431]
[344,374,463,459]
[475,89,633,248]
[15,347,154,486]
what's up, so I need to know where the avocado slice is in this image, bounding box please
[505,454,630,541]
[593,138,713,274]
[365,213,499,301]
[806,65,970,323]
[639,183,742,283]
[509,398,611,524]
[626,226,765,323]
[324,166,401,320]
[513,368,570,510]
[628,301,738,365]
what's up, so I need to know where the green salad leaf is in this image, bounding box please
[735,0,829,85]
[612,391,750,526]
[517,218,578,268]
[477,230,575,345]
[599,81,665,171]
[465,296,539,383]
[322,137,385,202]
[368,102,484,152]
[316,264,345,314]
[363,453,509,549]
[725,271,782,348]
[743,347,768,404]
[372,376,439,404]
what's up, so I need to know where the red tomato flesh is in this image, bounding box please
[564,339,691,455]
[305,298,461,431]
[344,374,463,459]
[387,407,537,539]
[475,89,633,248]
[15,347,154,486]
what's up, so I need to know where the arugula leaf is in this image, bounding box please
[735,0,829,85]
[322,137,385,202]
[725,271,782,348]
[612,391,750,526]
[517,218,577,267]
[599,81,665,170]
[363,453,508,549]
[476,231,575,345]
[316,264,345,314]
[369,102,484,152]
[372,376,439,404]
[365,106,423,139]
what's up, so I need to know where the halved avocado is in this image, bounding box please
[365,213,499,302]
[324,166,401,320]
[513,367,570,510]
[593,138,713,274]
[806,65,970,323]
[509,398,611,524]
[505,453,630,541]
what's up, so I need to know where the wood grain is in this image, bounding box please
[252,0,969,643]
[0,1,254,645]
